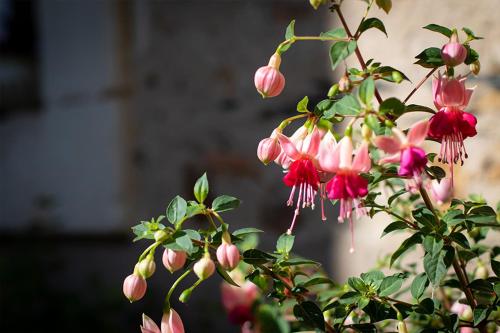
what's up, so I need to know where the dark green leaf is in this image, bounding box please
[374,66,410,82]
[406,104,436,114]
[167,196,187,224]
[388,189,407,206]
[415,47,444,68]
[379,97,405,116]
[276,233,295,254]
[382,221,408,237]
[242,249,276,265]
[194,173,209,203]
[411,273,429,300]
[257,304,290,333]
[390,232,423,266]
[216,264,240,287]
[449,232,470,249]
[329,40,357,70]
[427,166,446,180]
[351,323,377,333]
[300,277,334,288]
[462,27,483,41]
[492,259,500,277]
[293,301,325,330]
[233,228,264,237]
[473,306,488,326]
[359,17,387,36]
[423,24,452,37]
[423,237,447,286]
[375,0,391,13]
[413,208,437,229]
[212,195,240,212]
[280,258,319,266]
[416,298,435,314]
[359,77,375,105]
[443,209,466,226]
[339,291,361,304]
[348,277,368,292]
[378,275,403,296]
[331,94,361,116]
[464,45,479,65]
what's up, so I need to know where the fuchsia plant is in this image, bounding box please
[124,1,500,333]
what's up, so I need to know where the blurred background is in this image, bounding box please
[0,0,498,332]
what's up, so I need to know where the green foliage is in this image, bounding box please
[329,40,357,70]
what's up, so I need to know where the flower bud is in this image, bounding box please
[327,83,339,98]
[123,273,147,302]
[397,321,408,333]
[161,309,185,333]
[254,53,285,98]
[361,124,372,141]
[193,254,215,280]
[441,33,467,67]
[154,229,168,242]
[475,262,489,280]
[162,249,187,273]
[460,307,473,322]
[430,178,453,205]
[470,60,480,75]
[257,136,281,165]
[216,241,240,271]
[338,73,352,92]
[137,255,156,279]
[309,0,326,10]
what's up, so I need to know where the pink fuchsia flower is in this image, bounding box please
[318,136,371,253]
[374,120,430,191]
[221,277,259,325]
[216,238,240,271]
[277,127,322,234]
[274,126,309,169]
[254,53,285,98]
[161,309,185,333]
[141,314,161,333]
[123,273,147,302]
[430,177,453,205]
[316,131,337,221]
[257,131,281,165]
[162,249,187,273]
[441,33,467,67]
[430,73,476,181]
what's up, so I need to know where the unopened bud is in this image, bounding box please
[441,32,467,67]
[193,254,215,280]
[257,136,281,165]
[162,249,187,273]
[327,83,339,98]
[338,74,352,92]
[254,53,285,98]
[216,240,240,271]
[475,262,489,280]
[430,178,452,205]
[123,273,147,302]
[460,307,473,322]
[137,255,156,279]
[154,229,168,242]
[361,124,373,141]
[179,288,193,303]
[309,0,326,10]
[470,60,480,75]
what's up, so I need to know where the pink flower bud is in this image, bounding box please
[137,255,156,279]
[257,136,281,165]
[441,33,467,67]
[123,273,147,302]
[193,255,215,280]
[254,53,285,98]
[216,242,240,271]
[161,309,185,333]
[430,178,452,205]
[162,249,187,273]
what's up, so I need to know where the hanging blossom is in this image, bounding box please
[277,127,321,234]
[374,120,430,192]
[429,73,476,182]
[274,126,308,169]
[318,136,371,253]
[316,131,337,221]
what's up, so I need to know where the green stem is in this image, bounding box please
[164,269,192,311]
[278,113,310,130]
[139,241,162,262]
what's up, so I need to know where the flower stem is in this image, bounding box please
[278,113,310,130]
[403,68,437,104]
[164,269,192,312]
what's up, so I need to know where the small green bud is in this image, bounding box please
[179,288,193,303]
[309,0,326,10]
[344,126,352,137]
[327,83,339,98]
[392,71,403,83]
[154,229,168,242]
[384,119,395,128]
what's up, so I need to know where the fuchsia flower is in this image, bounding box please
[217,239,240,271]
[254,53,285,98]
[374,120,430,192]
[221,276,259,325]
[161,309,185,333]
[162,249,187,273]
[123,273,147,302]
[274,126,308,169]
[430,177,453,205]
[441,33,467,67]
[141,314,161,333]
[257,131,281,165]
[317,131,337,221]
[318,136,371,253]
[429,73,476,181]
[277,127,322,234]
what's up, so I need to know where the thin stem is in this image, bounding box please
[333,5,383,104]
[354,0,374,38]
[382,208,418,229]
[452,258,477,309]
[419,187,440,222]
[278,113,310,130]
[139,241,162,262]
[403,68,437,104]
[164,269,192,311]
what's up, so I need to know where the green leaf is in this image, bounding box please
[331,94,361,116]
[359,18,387,37]
[257,304,290,333]
[300,277,334,288]
[379,98,405,116]
[320,27,347,40]
[423,24,452,37]
[406,104,436,114]
[348,277,368,292]
[359,77,375,105]
[296,96,309,112]
[443,209,466,226]
[329,40,357,70]
[382,221,408,237]
[374,66,410,82]
[280,258,319,266]
[388,189,407,206]
[375,0,392,13]
[211,195,240,212]
[339,291,361,304]
[427,165,446,180]
[186,202,204,218]
[467,205,497,224]
[194,173,209,203]
[242,249,276,265]
[462,27,483,41]
[411,273,429,300]
[468,279,493,293]
[416,298,435,315]
[473,306,488,326]
[166,196,187,224]
[413,208,437,229]
[174,233,193,253]
[293,301,325,331]
[351,323,377,333]
[423,237,447,286]
[449,232,470,249]
[415,47,444,68]
[492,259,500,277]
[276,233,295,254]
[390,232,423,266]
[285,19,295,40]
[216,264,240,287]
[378,275,403,296]
[232,228,263,237]
[364,114,381,134]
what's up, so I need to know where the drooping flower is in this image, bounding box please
[141,314,161,333]
[216,235,240,271]
[318,136,371,253]
[162,249,187,273]
[429,73,476,181]
[123,273,147,302]
[161,309,185,333]
[274,126,308,169]
[441,32,467,67]
[221,270,259,325]
[374,120,430,192]
[277,127,322,234]
[430,177,453,205]
[193,254,215,280]
[316,131,337,221]
[257,130,281,165]
[254,53,285,98]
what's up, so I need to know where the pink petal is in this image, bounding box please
[302,127,321,157]
[318,139,340,173]
[407,119,429,146]
[338,137,353,169]
[463,87,474,107]
[142,314,161,333]
[277,133,301,161]
[352,142,371,172]
[373,136,401,154]
[379,153,401,164]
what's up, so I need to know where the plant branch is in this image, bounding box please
[403,68,437,104]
